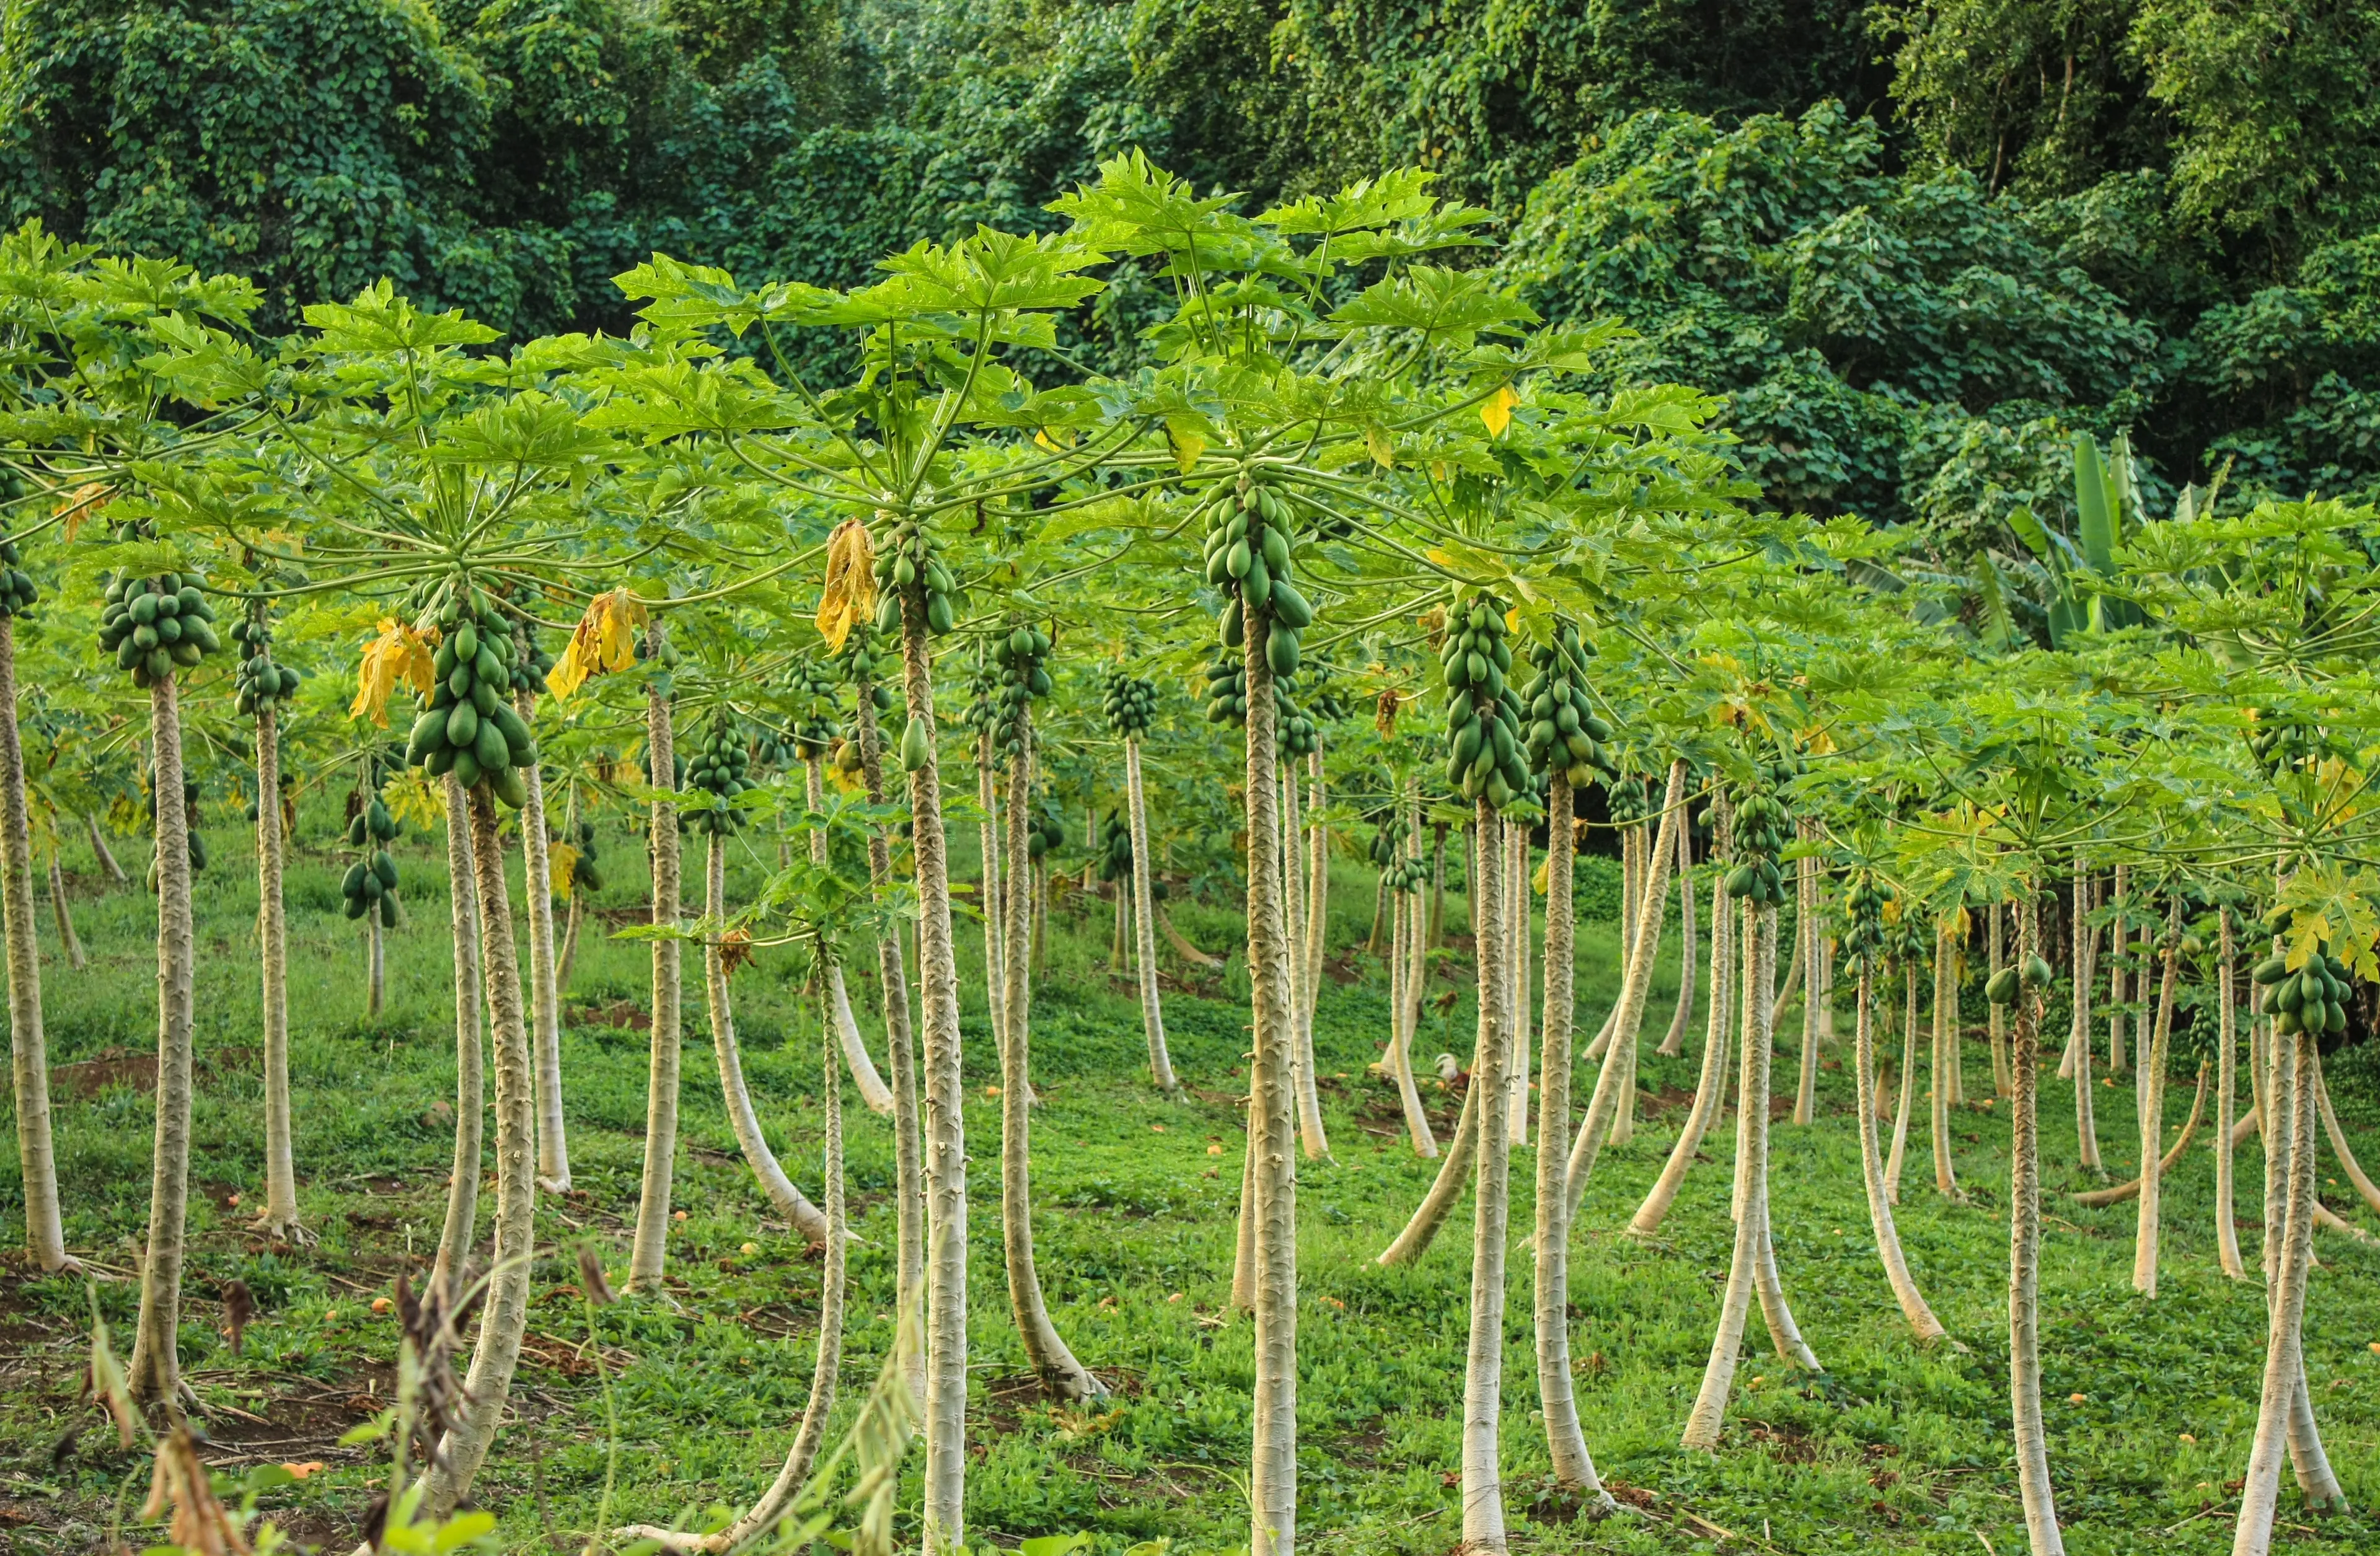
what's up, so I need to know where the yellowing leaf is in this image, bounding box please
[549,842,580,896]
[56,482,112,541]
[1504,608,1520,634]
[1481,383,1519,437]
[1164,420,1207,475]
[1034,427,1077,453]
[1424,548,1454,568]
[1430,460,1448,485]
[1365,423,1396,469]
[350,620,438,727]
[549,587,651,701]
[815,517,878,653]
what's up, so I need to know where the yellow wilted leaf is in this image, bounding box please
[1034,427,1077,454]
[1430,460,1448,485]
[56,482,113,541]
[350,620,438,728]
[1425,548,1453,568]
[1365,423,1396,469]
[383,768,444,833]
[1505,608,1520,634]
[1417,604,1447,649]
[815,517,878,653]
[1481,383,1519,437]
[1165,420,1208,474]
[549,587,650,701]
[1533,856,1549,895]
[549,842,580,896]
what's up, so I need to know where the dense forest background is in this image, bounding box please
[2,0,2374,543]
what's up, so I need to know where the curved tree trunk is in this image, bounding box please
[1389,888,1437,1158]
[1242,612,1298,1556]
[2008,897,2065,1556]
[1990,902,2012,1098]
[365,899,385,1019]
[2133,906,2179,1295]
[977,732,1007,1055]
[556,787,585,993]
[2070,869,2102,1171]
[1460,795,1514,1554]
[431,788,536,1513]
[1282,773,1328,1159]
[854,670,925,1380]
[47,854,84,971]
[1886,964,1919,1203]
[2216,909,2247,1280]
[516,687,570,1195]
[1429,823,1447,949]
[0,618,67,1271]
[1506,819,1532,1148]
[628,630,684,1291]
[1629,864,1733,1237]
[1563,762,1688,1223]
[1792,838,1820,1123]
[1852,962,1947,1343]
[2314,1060,2380,1219]
[1300,748,1329,1072]
[86,812,127,886]
[2234,1028,2332,1554]
[1681,899,1775,1449]
[803,757,897,1115]
[1931,920,1960,1198]
[1655,823,1697,1058]
[253,701,302,1240]
[128,675,196,1408]
[2074,1064,2206,1208]
[432,775,485,1307]
[899,610,969,1554]
[1533,776,1614,1501]
[999,714,1102,1399]
[705,837,831,1244]
[1126,739,1181,1097]
[2108,864,2128,1080]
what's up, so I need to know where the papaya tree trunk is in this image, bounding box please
[1300,748,1329,1060]
[899,609,969,1554]
[627,627,683,1292]
[1533,775,1614,1500]
[432,774,484,1308]
[804,757,896,1115]
[978,732,1007,1045]
[1282,773,1328,1159]
[1931,920,1960,1197]
[1990,902,2012,1098]
[516,685,569,1195]
[46,853,83,971]
[855,669,925,1376]
[1460,795,1514,1553]
[1681,899,1775,1450]
[430,786,536,1512]
[1792,836,1820,1123]
[556,787,584,993]
[1655,823,1697,1058]
[2216,908,2247,1280]
[1853,960,1947,1343]
[2071,867,2103,1171]
[999,713,1101,1399]
[1429,823,1448,949]
[1630,862,1734,1237]
[1125,737,1180,1097]
[1243,611,1298,1556]
[1886,962,1919,1203]
[0,617,67,1271]
[705,836,830,1244]
[1506,819,1531,1148]
[2008,897,2065,1556]
[86,811,126,886]
[1388,888,1436,1157]
[365,897,385,1019]
[254,700,301,1239]
[127,674,196,1409]
[2108,864,2128,1079]
[2133,902,2179,1295]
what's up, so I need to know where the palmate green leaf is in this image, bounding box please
[1050,151,1244,260]
[863,228,1106,319]
[303,280,500,354]
[1329,266,1535,347]
[1258,169,1438,235]
[612,253,847,337]
[433,393,620,470]
[580,359,800,442]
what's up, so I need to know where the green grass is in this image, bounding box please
[2,811,2378,1554]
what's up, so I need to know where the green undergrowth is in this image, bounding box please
[2,814,2378,1553]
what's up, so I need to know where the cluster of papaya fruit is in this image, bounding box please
[1102,669,1156,739]
[1372,819,1426,894]
[1201,652,1246,726]
[99,570,221,687]
[680,715,754,836]
[1721,759,1801,903]
[1024,805,1065,862]
[0,537,37,618]
[2253,947,2354,1036]
[231,607,301,716]
[1841,871,1891,964]
[340,799,403,926]
[1439,594,1530,808]
[1095,812,1134,883]
[987,622,1052,762]
[560,818,605,894]
[1204,481,1315,677]
[1520,625,1613,787]
[873,515,963,637]
[403,591,539,807]
[1984,951,2057,1004]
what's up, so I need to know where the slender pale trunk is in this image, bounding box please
[1390,796,1435,1157]
[516,687,568,1195]
[1750,929,1820,1373]
[978,733,1007,1045]
[86,812,126,886]
[1429,824,1448,948]
[2008,898,2065,1556]
[1533,778,1613,1499]
[1301,749,1329,1062]
[1853,962,1947,1342]
[705,838,831,1243]
[1243,611,1299,1556]
[1367,877,1387,955]
[1563,762,1688,1224]
[628,633,684,1291]
[899,610,969,1554]
[254,701,300,1238]
[1931,922,1959,1197]
[1886,965,1919,1203]
[1630,861,1733,1237]
[2216,910,2247,1280]
[1990,902,2011,1097]
[431,789,537,1512]
[47,856,83,970]
[1506,819,1531,1146]
[2133,904,2179,1295]
[1681,900,1776,1449]
[1656,823,1697,1057]
[433,775,484,1306]
[2252,982,2347,1511]
[855,673,925,1360]
[1282,775,1328,1159]
[2071,870,2102,1171]
[998,717,1102,1398]
[2316,1064,2380,1217]
[1460,796,1514,1552]
[557,788,584,993]
[0,619,67,1270]
[1793,838,1820,1123]
[2108,864,2128,1079]
[802,758,896,1115]
[128,677,196,1407]
[366,900,385,1018]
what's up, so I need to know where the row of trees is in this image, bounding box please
[0,154,2372,1556]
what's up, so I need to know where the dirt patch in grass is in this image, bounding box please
[52,1047,157,1096]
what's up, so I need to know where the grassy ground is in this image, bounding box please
[2,807,2378,1555]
